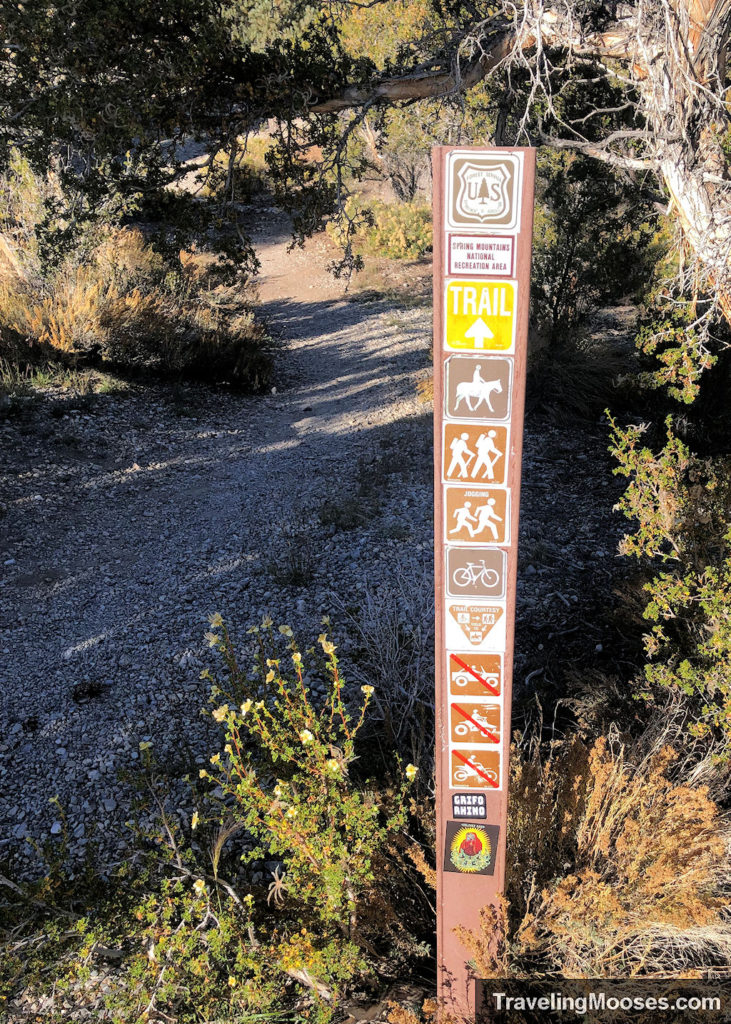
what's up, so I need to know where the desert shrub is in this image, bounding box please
[361,201,432,260]
[458,725,731,978]
[334,564,435,772]
[326,199,432,262]
[634,297,726,406]
[609,415,731,751]
[532,151,663,341]
[0,153,273,388]
[199,135,273,202]
[2,621,425,1023]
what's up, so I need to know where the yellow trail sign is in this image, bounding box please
[444,278,517,353]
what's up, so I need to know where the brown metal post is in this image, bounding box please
[433,146,536,1020]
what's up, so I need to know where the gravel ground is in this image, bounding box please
[0,220,631,878]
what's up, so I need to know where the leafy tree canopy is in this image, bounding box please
[2,0,730,341]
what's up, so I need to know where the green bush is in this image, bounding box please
[634,299,720,405]
[326,199,432,262]
[361,201,432,260]
[532,152,663,341]
[1,621,423,1023]
[609,414,731,754]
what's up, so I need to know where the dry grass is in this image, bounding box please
[334,561,435,770]
[460,721,731,979]
[0,157,272,388]
[0,229,272,387]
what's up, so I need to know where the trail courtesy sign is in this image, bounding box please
[433,146,535,1019]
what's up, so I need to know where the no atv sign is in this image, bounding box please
[433,146,535,1018]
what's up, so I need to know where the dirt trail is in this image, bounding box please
[0,214,433,873]
[0,212,630,876]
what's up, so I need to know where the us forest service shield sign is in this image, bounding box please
[446,152,522,232]
[457,162,509,222]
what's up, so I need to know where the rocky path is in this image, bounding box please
[0,215,630,876]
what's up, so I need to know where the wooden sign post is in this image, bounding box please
[432,146,535,1019]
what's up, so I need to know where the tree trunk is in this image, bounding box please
[313,0,731,322]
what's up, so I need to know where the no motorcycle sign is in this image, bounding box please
[433,146,535,1018]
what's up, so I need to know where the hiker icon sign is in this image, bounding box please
[444,279,517,353]
[443,424,508,485]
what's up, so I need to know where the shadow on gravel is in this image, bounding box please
[258,295,402,342]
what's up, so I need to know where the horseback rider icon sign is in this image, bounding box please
[444,355,512,421]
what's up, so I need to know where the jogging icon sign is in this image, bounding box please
[445,487,509,546]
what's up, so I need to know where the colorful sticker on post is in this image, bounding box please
[444,822,500,874]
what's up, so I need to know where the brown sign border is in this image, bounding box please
[434,145,535,1018]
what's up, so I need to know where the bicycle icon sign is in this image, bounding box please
[453,559,499,589]
[446,547,505,599]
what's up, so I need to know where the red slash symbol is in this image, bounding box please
[450,653,500,696]
[453,749,500,788]
[451,703,499,743]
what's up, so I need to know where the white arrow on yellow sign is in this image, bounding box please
[464,318,494,347]
[444,278,517,353]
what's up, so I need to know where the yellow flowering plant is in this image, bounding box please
[1,620,423,1024]
[195,618,417,1009]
